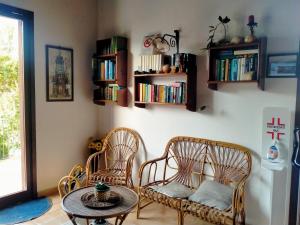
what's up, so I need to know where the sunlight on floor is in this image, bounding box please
[0,154,23,198]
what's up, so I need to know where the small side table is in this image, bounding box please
[62,186,138,225]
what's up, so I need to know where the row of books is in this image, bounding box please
[137,82,186,104]
[93,59,116,81]
[215,49,259,81]
[97,36,127,55]
[94,84,119,101]
[215,55,257,81]
[139,54,163,73]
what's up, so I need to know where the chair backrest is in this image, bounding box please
[58,175,81,198]
[102,127,139,172]
[163,136,252,189]
[68,164,86,186]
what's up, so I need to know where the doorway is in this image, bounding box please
[0,3,35,208]
[289,41,300,225]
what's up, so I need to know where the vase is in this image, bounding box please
[244,35,256,43]
[94,188,109,201]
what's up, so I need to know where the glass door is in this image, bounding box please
[0,3,35,208]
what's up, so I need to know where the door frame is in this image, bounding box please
[0,3,36,208]
[289,41,300,225]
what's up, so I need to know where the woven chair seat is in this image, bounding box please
[181,199,233,225]
[139,186,182,210]
[88,169,126,186]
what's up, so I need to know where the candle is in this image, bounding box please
[248,15,255,24]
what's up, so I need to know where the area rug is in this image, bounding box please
[0,197,52,224]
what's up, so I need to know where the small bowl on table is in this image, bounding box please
[94,182,110,201]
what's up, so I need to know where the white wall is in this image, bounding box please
[96,0,300,225]
[0,0,99,191]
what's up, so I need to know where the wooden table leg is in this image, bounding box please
[67,214,78,225]
[115,214,129,225]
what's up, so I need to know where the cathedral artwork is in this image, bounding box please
[46,45,73,101]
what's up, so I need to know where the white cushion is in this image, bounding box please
[188,180,233,210]
[150,181,194,198]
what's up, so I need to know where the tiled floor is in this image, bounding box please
[19,195,212,225]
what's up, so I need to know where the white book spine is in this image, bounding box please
[234,49,259,55]
[146,55,149,72]
[158,54,162,72]
[150,55,154,70]
[141,55,144,72]
[155,55,159,72]
[139,55,142,72]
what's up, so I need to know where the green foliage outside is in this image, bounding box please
[0,55,20,160]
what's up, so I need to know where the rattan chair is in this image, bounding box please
[68,164,86,187]
[58,175,81,199]
[137,136,252,225]
[86,127,139,188]
[58,175,90,225]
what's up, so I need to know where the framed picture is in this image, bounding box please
[267,53,298,78]
[46,45,73,101]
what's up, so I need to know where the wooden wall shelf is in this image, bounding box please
[93,99,117,105]
[92,37,128,107]
[133,73,187,78]
[133,53,197,112]
[207,80,257,84]
[208,37,267,91]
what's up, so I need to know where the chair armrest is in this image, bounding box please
[86,151,103,184]
[138,155,167,187]
[232,179,247,219]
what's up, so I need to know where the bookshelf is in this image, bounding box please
[208,37,267,90]
[92,37,128,107]
[133,56,197,112]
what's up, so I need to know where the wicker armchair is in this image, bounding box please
[137,136,252,225]
[58,175,89,225]
[68,164,86,186]
[86,127,139,188]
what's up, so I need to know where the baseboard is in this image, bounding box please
[37,185,136,198]
[37,186,58,197]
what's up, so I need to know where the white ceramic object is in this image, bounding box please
[244,35,256,43]
[230,36,242,44]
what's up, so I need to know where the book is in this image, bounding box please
[240,58,246,80]
[215,60,220,81]
[225,59,229,81]
[220,60,225,81]
[100,62,105,80]
[231,59,238,81]
[234,49,259,55]
[111,36,127,53]
[137,82,186,104]
[104,60,109,80]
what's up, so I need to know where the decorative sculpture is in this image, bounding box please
[144,30,180,53]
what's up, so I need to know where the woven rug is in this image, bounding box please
[0,197,52,224]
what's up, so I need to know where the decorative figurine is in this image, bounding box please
[267,139,280,161]
[244,15,258,43]
[206,16,231,49]
[88,138,103,152]
[162,64,171,73]
[143,30,180,54]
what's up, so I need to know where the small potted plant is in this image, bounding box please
[94,182,110,201]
